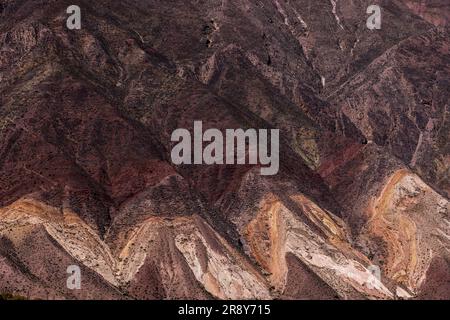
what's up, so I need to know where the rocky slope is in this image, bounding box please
[0,0,448,299]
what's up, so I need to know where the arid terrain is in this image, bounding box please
[0,0,448,300]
